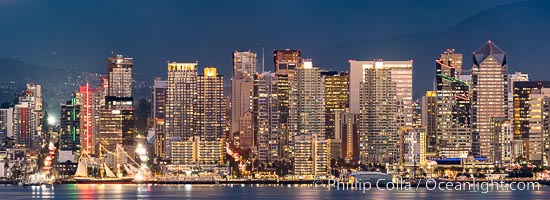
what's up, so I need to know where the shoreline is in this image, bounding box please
[2,179,550,186]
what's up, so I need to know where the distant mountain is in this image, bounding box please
[310,0,550,98]
[0,57,66,84]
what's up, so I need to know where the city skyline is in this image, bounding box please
[1,1,550,198]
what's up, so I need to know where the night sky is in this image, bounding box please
[1,0,549,98]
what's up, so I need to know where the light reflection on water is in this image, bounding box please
[0,184,548,199]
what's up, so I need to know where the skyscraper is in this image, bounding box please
[152,79,168,159]
[422,91,437,155]
[99,97,135,153]
[435,49,471,158]
[59,95,80,154]
[289,59,326,169]
[350,60,413,124]
[13,101,34,148]
[253,72,280,162]
[230,51,256,144]
[471,41,508,159]
[165,62,198,160]
[527,88,550,166]
[512,81,550,159]
[508,71,529,120]
[79,84,100,155]
[289,60,325,140]
[357,59,413,164]
[274,49,301,159]
[13,88,41,149]
[196,67,225,141]
[322,71,349,139]
[107,55,133,98]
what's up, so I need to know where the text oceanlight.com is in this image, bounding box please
[313,178,541,193]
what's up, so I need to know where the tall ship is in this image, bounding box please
[74,144,143,183]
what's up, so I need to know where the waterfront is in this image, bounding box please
[0,184,549,199]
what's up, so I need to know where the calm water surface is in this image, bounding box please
[0,184,549,199]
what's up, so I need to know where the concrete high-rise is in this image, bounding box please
[289,60,325,141]
[230,51,256,144]
[527,88,550,166]
[107,55,133,98]
[471,41,508,159]
[196,67,225,141]
[165,62,198,159]
[253,72,280,162]
[350,60,413,127]
[356,59,413,164]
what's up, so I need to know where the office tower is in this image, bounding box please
[165,62,198,160]
[512,81,550,159]
[274,49,301,159]
[435,49,471,158]
[490,117,513,167]
[421,91,437,155]
[231,51,256,142]
[253,72,280,162]
[152,79,168,159]
[527,88,550,166]
[508,72,529,120]
[322,71,349,139]
[274,49,301,76]
[357,59,413,164]
[471,41,508,159]
[107,55,133,98]
[293,134,330,176]
[79,84,100,155]
[195,67,225,141]
[335,109,359,161]
[99,97,135,153]
[59,95,80,154]
[289,60,325,140]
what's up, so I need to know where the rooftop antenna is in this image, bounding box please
[262,46,265,72]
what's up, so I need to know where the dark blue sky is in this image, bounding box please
[1,0,546,97]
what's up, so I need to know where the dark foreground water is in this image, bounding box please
[0,184,549,199]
